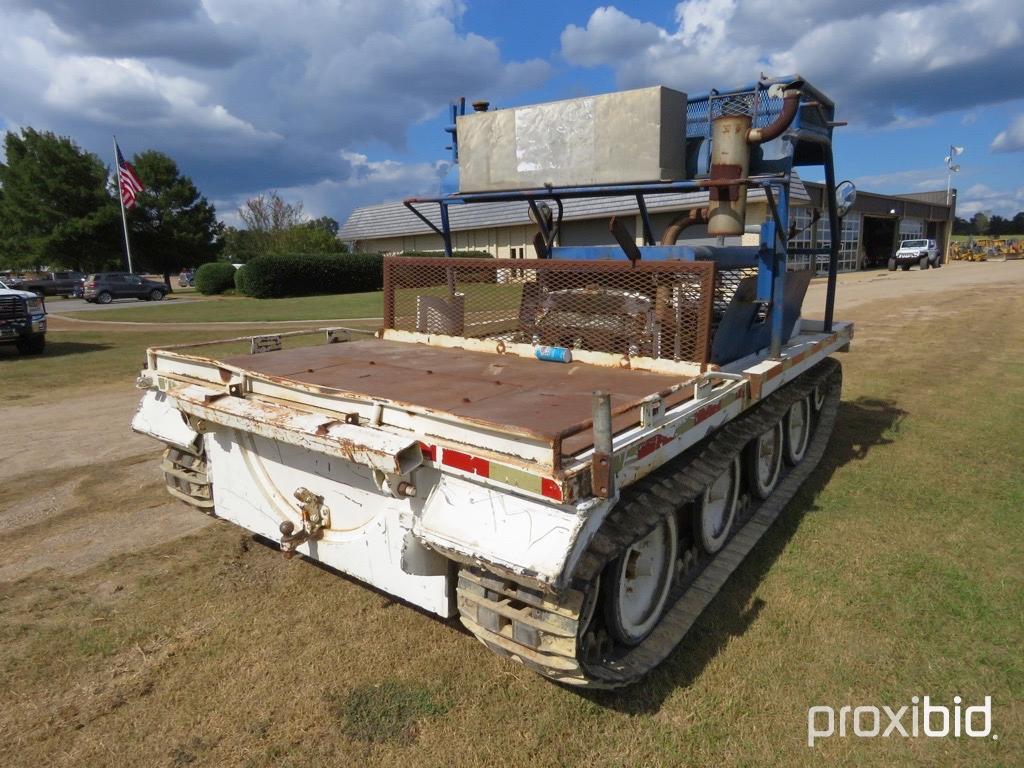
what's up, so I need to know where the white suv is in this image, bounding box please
[890,238,940,271]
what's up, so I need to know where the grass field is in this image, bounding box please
[951,234,1024,242]
[1,273,1021,766]
[64,291,385,323]
[0,329,266,404]
[0,326,352,404]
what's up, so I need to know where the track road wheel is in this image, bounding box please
[602,513,678,646]
[745,421,783,499]
[784,396,812,465]
[697,455,740,554]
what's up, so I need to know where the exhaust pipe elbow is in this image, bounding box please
[747,89,801,144]
[660,207,709,245]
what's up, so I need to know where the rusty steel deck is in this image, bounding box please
[219,339,696,455]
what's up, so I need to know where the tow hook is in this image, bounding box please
[278,487,331,559]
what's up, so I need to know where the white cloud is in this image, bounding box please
[955,183,1024,217]
[991,115,1024,152]
[560,1,1024,125]
[215,151,451,228]
[0,0,549,220]
[852,168,946,192]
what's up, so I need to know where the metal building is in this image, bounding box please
[339,181,956,272]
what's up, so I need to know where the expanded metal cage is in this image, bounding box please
[383,257,720,364]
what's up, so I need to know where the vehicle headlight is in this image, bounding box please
[26,297,44,313]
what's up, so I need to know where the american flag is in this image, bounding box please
[115,141,144,209]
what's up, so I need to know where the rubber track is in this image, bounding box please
[458,358,842,688]
[162,444,215,510]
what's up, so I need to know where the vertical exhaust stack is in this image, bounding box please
[707,103,752,237]
[707,88,801,237]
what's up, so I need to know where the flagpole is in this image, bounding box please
[113,135,134,274]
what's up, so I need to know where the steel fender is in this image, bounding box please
[414,473,615,592]
[132,390,200,451]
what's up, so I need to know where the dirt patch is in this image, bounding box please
[0,385,213,582]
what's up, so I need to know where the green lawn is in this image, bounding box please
[64,291,385,323]
[1,279,1021,766]
[0,328,284,403]
[951,234,1024,242]
[63,283,521,325]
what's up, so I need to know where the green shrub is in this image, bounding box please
[233,263,248,294]
[238,252,383,298]
[193,262,238,295]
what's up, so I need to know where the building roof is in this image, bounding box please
[339,179,811,242]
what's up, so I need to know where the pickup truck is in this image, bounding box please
[0,279,47,354]
[20,271,86,297]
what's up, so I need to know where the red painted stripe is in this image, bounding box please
[419,442,437,462]
[541,477,563,501]
[637,433,673,459]
[441,448,490,477]
[694,401,722,425]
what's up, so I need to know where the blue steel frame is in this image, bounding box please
[404,75,844,360]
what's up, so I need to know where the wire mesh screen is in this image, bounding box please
[709,265,760,334]
[383,258,717,364]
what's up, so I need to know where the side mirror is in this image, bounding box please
[835,180,857,218]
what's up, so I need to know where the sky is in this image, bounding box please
[1,0,1023,226]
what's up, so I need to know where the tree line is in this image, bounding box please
[0,128,344,286]
[952,211,1024,237]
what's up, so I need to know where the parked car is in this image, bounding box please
[20,271,86,296]
[178,269,195,287]
[83,273,169,304]
[889,239,940,271]
[0,279,47,354]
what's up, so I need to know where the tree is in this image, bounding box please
[970,212,989,236]
[221,226,266,263]
[225,192,345,260]
[239,191,305,233]
[987,215,1009,236]
[127,151,223,286]
[0,128,121,270]
[952,216,972,236]
[307,216,339,236]
[1012,211,1024,235]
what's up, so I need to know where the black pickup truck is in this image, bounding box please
[20,271,86,297]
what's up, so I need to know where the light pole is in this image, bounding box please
[945,145,964,205]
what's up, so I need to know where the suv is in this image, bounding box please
[83,273,169,304]
[890,239,940,271]
[0,279,47,354]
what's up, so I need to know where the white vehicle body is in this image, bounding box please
[132,320,851,619]
[894,238,939,268]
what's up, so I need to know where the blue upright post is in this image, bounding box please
[770,183,789,358]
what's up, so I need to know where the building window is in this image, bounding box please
[817,215,860,273]
[788,207,815,271]
[899,218,924,241]
[787,208,860,274]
